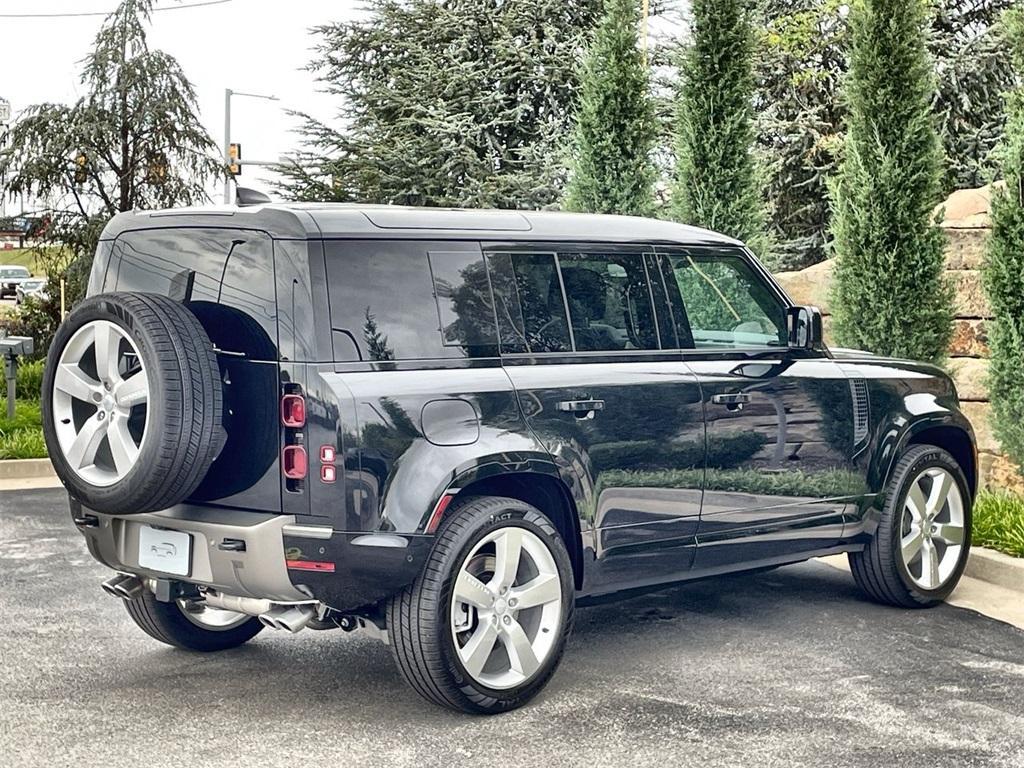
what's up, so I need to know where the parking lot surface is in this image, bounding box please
[2,487,1023,768]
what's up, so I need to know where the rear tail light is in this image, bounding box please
[282,445,307,479]
[281,394,306,428]
[320,465,337,484]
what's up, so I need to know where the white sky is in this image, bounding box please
[0,0,362,202]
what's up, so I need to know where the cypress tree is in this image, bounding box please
[563,0,656,216]
[982,7,1024,471]
[671,0,768,256]
[828,0,953,363]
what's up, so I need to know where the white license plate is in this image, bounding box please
[138,525,192,576]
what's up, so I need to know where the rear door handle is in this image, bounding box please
[557,399,606,414]
[711,393,752,408]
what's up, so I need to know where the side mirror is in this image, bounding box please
[788,305,823,350]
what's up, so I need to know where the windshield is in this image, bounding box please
[0,268,30,279]
[22,280,45,289]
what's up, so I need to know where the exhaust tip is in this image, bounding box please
[258,614,283,631]
[101,574,142,600]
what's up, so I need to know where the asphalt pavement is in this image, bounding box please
[2,487,1023,768]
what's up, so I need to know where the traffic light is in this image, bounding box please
[228,143,242,176]
[146,151,168,184]
[74,153,88,185]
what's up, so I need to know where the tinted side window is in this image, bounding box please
[106,228,277,353]
[326,240,497,362]
[485,252,571,354]
[558,252,659,351]
[663,248,786,348]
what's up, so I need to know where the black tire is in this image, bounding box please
[387,496,575,714]
[124,590,263,652]
[42,293,224,514]
[849,444,972,608]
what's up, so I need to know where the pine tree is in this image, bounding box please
[828,0,953,364]
[563,0,656,216]
[982,7,1024,471]
[671,0,768,257]
[756,0,1013,272]
[278,0,600,208]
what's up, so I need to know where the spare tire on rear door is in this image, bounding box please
[42,293,225,515]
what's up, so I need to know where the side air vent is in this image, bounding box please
[849,377,871,449]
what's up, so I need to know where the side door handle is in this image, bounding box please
[711,393,752,410]
[557,399,606,417]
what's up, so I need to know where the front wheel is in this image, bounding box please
[124,589,263,652]
[850,444,972,608]
[387,496,575,714]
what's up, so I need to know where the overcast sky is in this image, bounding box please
[0,0,361,201]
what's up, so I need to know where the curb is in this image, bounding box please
[0,458,56,480]
[965,547,1024,592]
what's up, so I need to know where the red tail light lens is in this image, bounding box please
[282,445,307,479]
[281,394,306,428]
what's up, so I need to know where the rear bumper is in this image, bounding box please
[73,500,434,612]
[74,503,308,602]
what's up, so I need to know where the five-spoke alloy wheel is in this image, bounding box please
[52,319,149,486]
[850,444,972,607]
[898,467,966,591]
[450,526,564,689]
[387,495,574,714]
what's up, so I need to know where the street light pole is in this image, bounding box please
[223,88,280,205]
[0,97,11,219]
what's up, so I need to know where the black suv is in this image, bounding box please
[42,203,976,714]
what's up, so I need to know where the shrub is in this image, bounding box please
[973,490,1024,558]
[0,399,46,460]
[16,359,44,401]
[982,7,1024,473]
[828,0,953,364]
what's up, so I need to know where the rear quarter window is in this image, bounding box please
[105,228,277,351]
[325,240,498,362]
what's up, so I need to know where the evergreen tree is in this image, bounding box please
[757,0,1013,271]
[982,7,1024,471]
[563,0,656,216]
[671,0,768,257]
[278,0,600,208]
[0,0,219,347]
[828,0,953,364]
[756,0,847,270]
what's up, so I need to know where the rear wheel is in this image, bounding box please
[387,496,574,714]
[850,445,971,608]
[124,590,263,652]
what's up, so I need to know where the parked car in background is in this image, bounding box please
[41,203,977,715]
[16,278,48,305]
[0,265,33,298]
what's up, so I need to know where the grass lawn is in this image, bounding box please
[973,490,1024,558]
[0,248,45,274]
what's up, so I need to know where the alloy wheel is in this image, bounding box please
[899,467,966,590]
[52,320,149,486]
[177,599,251,631]
[450,526,563,690]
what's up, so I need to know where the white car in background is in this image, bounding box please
[0,265,33,298]
[15,277,48,306]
